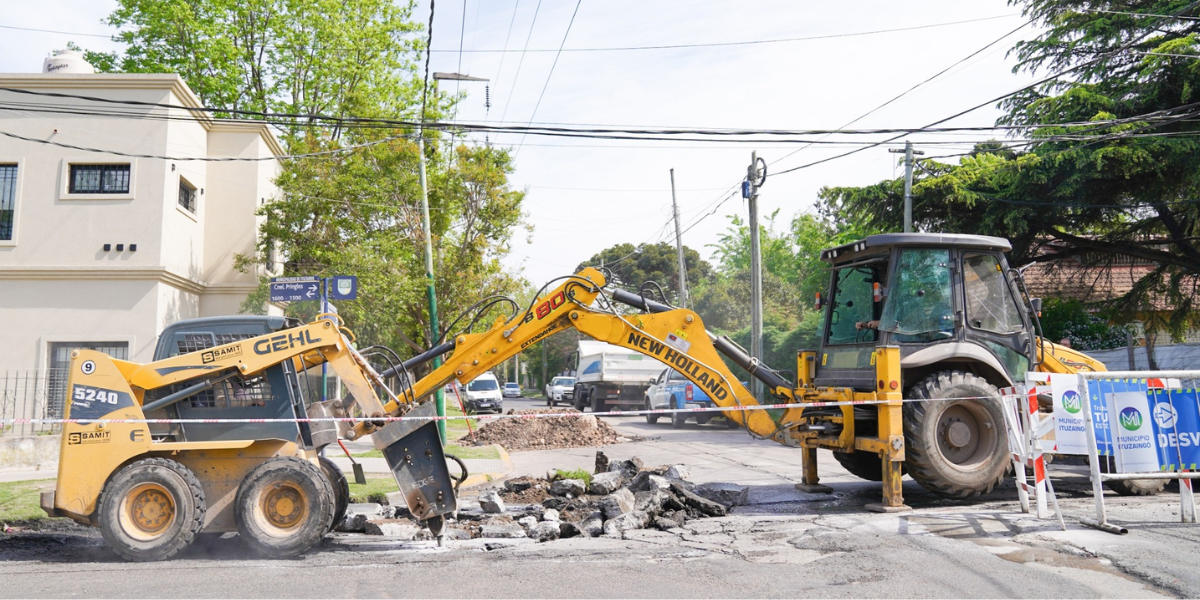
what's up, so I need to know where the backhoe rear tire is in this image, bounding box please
[904,371,1009,498]
[235,457,334,558]
[98,457,206,562]
[317,456,349,532]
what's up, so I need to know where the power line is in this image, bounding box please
[769,1,1200,178]
[0,24,115,39]
[429,14,1020,53]
[514,0,583,158]
[767,18,1032,170]
[498,0,543,125]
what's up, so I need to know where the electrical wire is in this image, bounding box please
[498,0,543,126]
[0,23,115,38]
[513,0,583,158]
[428,13,1021,53]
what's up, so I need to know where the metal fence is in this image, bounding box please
[0,370,66,438]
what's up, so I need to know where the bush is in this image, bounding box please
[551,468,593,487]
[1039,298,1130,351]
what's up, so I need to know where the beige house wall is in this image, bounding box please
[0,73,282,371]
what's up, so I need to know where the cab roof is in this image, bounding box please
[819,232,1011,264]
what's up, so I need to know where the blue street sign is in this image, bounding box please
[330,275,358,300]
[270,280,321,302]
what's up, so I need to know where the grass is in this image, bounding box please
[552,468,593,487]
[0,479,55,522]
[347,477,399,504]
[354,443,500,461]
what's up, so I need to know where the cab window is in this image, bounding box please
[880,249,954,342]
[963,253,1024,334]
[825,263,885,345]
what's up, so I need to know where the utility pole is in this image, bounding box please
[417,134,445,442]
[669,169,689,308]
[743,152,766,399]
[888,141,924,232]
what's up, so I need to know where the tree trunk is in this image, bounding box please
[1145,329,1160,371]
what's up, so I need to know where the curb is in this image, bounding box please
[457,445,513,489]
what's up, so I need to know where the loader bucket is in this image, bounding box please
[371,401,458,520]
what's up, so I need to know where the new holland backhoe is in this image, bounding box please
[47,232,1111,561]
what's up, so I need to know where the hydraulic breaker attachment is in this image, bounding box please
[371,401,458,520]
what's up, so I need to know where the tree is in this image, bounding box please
[93,0,528,359]
[86,0,424,135]
[820,1,1200,338]
[575,242,713,306]
[1038,298,1130,351]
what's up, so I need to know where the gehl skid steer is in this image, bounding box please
[46,232,1113,561]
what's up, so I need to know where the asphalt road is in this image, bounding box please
[2,393,1196,598]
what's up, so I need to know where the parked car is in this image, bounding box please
[644,368,720,428]
[463,373,503,414]
[503,382,522,398]
[545,376,576,406]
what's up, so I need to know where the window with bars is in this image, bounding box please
[47,342,129,417]
[69,164,130,194]
[0,164,15,241]
[178,178,196,213]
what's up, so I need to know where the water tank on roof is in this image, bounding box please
[42,50,95,74]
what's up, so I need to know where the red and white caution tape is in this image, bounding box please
[0,394,1009,426]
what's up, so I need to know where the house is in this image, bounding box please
[0,51,282,404]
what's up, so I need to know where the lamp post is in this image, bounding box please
[421,71,488,443]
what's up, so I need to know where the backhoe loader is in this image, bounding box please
[46,232,1115,561]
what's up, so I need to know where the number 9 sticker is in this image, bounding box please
[80,360,96,375]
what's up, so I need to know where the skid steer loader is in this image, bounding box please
[42,315,458,561]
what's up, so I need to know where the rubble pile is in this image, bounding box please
[462,408,620,451]
[332,453,748,543]
[460,452,749,542]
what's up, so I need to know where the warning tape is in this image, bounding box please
[0,394,1009,425]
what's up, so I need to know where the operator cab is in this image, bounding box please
[144,315,331,448]
[816,233,1036,392]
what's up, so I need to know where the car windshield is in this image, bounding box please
[468,379,498,391]
[505,383,519,389]
[554,378,575,387]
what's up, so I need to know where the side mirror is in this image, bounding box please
[649,378,658,384]
[1029,297,1043,315]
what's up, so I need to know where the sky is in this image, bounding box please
[0,0,1042,288]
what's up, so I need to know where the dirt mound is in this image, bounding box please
[461,408,619,451]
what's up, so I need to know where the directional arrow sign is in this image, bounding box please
[270,280,321,302]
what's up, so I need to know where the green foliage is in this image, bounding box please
[1039,298,1131,351]
[91,0,424,130]
[721,309,824,384]
[551,468,593,487]
[0,479,55,522]
[347,477,398,504]
[819,2,1200,335]
[576,242,713,306]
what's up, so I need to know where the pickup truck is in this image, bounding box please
[545,376,576,406]
[644,367,720,428]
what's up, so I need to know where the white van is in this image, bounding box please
[463,372,504,414]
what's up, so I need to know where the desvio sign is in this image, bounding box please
[1048,376,1200,472]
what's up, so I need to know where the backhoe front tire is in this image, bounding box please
[1100,457,1167,496]
[235,457,334,558]
[98,457,206,562]
[904,371,1009,498]
[832,451,895,482]
[317,456,349,532]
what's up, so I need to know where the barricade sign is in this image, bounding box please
[1073,370,1200,534]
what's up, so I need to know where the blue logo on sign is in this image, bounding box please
[1119,407,1143,431]
[1061,390,1082,414]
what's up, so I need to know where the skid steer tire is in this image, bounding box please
[904,371,1009,498]
[317,456,349,532]
[1100,457,1167,496]
[235,457,334,558]
[98,457,206,562]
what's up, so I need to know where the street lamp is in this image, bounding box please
[419,71,488,443]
